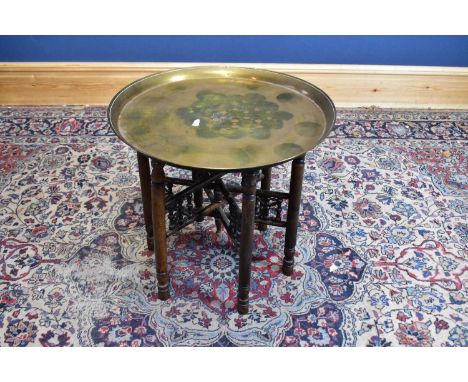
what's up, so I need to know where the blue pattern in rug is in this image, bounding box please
[0,106,467,346]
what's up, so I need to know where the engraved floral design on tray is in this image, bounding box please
[112,69,334,170]
[176,90,294,140]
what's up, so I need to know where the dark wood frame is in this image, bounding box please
[136,153,306,314]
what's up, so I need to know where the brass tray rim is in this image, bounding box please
[107,65,336,171]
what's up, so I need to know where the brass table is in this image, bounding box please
[108,66,335,314]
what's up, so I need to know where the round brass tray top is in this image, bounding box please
[108,66,336,171]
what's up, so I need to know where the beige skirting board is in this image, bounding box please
[0,62,467,109]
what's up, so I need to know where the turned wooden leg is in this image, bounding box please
[283,154,306,276]
[258,166,272,231]
[192,170,204,222]
[151,160,170,300]
[237,170,259,314]
[137,152,154,251]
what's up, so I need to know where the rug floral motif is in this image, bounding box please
[0,106,467,346]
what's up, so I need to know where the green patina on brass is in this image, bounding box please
[294,121,322,137]
[113,70,332,170]
[276,92,296,102]
[176,91,293,140]
[231,144,263,165]
[274,142,304,157]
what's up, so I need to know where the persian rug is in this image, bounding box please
[0,106,466,347]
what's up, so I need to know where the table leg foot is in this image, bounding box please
[282,154,305,276]
[151,160,171,301]
[237,170,259,315]
[237,292,250,315]
[282,250,295,276]
[157,276,170,301]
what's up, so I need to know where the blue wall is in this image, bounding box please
[0,36,467,67]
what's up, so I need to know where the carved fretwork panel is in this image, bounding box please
[165,181,174,199]
[161,175,290,239]
[167,193,195,231]
[255,194,285,224]
[226,199,241,243]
